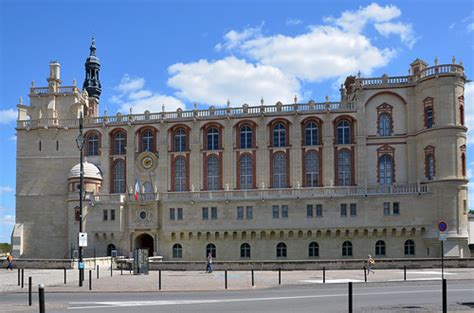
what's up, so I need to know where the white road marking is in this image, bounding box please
[407,271,456,275]
[67,288,473,310]
[300,279,364,283]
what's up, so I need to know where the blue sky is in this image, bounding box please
[0,0,473,242]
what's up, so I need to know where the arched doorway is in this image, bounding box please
[134,233,154,256]
[106,244,116,256]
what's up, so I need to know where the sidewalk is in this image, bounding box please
[1,267,473,293]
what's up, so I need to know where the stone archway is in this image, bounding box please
[134,233,154,256]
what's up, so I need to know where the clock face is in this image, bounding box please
[141,156,154,169]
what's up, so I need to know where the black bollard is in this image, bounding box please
[89,270,92,290]
[364,266,367,282]
[110,263,113,277]
[64,268,67,284]
[404,265,407,281]
[38,284,45,313]
[28,277,32,306]
[323,267,326,283]
[278,268,281,285]
[225,270,228,289]
[442,279,447,313]
[21,268,24,288]
[97,265,100,279]
[251,270,255,287]
[129,262,132,274]
[18,268,20,286]
[348,282,353,313]
[158,270,162,290]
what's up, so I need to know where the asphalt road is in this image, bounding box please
[1,280,473,312]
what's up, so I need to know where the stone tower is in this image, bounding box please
[82,37,101,117]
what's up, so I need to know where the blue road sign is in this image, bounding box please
[438,221,448,232]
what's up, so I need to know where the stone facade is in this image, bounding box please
[12,46,470,261]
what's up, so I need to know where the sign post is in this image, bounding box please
[438,221,448,280]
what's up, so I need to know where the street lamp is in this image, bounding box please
[75,112,85,287]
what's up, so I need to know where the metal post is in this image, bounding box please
[18,268,20,286]
[323,267,326,283]
[21,268,24,288]
[38,284,45,313]
[77,113,84,288]
[225,270,228,289]
[129,262,132,274]
[64,268,67,284]
[404,265,407,281]
[110,257,113,277]
[364,266,367,282]
[89,270,92,290]
[348,282,353,313]
[97,265,99,279]
[251,270,254,287]
[278,268,281,285]
[158,270,162,290]
[28,277,32,306]
[441,241,444,280]
[442,278,447,313]
[121,265,123,275]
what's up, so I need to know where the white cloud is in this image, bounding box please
[467,22,474,32]
[324,3,401,33]
[374,22,417,49]
[464,82,474,144]
[112,74,185,114]
[115,74,145,93]
[8,135,16,141]
[0,109,17,124]
[168,56,300,105]
[240,26,395,82]
[286,18,302,26]
[215,24,263,51]
[0,186,14,194]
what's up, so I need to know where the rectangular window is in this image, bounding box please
[246,206,253,219]
[393,202,400,215]
[237,206,244,220]
[169,208,176,220]
[350,203,357,216]
[103,209,108,221]
[316,204,323,217]
[307,204,313,218]
[110,209,115,221]
[463,199,467,214]
[177,208,183,220]
[272,205,279,218]
[211,207,217,219]
[383,202,390,216]
[202,207,209,220]
[282,205,288,218]
[340,204,347,217]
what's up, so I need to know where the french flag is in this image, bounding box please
[134,177,140,201]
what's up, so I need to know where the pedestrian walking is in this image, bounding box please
[6,253,13,270]
[206,253,213,273]
[367,254,375,274]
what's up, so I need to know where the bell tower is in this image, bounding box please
[82,37,102,117]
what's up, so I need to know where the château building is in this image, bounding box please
[12,40,470,260]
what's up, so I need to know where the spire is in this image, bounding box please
[83,36,102,101]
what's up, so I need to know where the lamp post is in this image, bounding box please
[76,112,85,287]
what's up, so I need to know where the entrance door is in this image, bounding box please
[134,233,154,256]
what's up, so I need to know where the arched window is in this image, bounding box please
[240,243,251,258]
[425,107,434,128]
[86,133,99,156]
[460,105,465,126]
[172,244,182,258]
[273,123,286,147]
[305,121,319,145]
[337,120,351,144]
[378,113,392,136]
[305,151,319,187]
[337,150,352,186]
[273,153,287,188]
[174,128,187,152]
[174,157,187,192]
[113,131,126,155]
[141,130,154,152]
[206,243,216,258]
[207,127,219,150]
[461,153,466,176]
[375,240,386,256]
[342,241,352,256]
[106,244,116,256]
[240,125,253,149]
[404,240,415,256]
[308,242,319,257]
[239,154,253,189]
[425,149,435,180]
[379,155,393,185]
[206,155,219,190]
[112,159,125,193]
[276,242,287,258]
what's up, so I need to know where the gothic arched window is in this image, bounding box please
[375,240,386,256]
[308,242,319,257]
[240,243,251,258]
[342,241,353,256]
[206,243,216,258]
[276,242,287,258]
[172,244,182,258]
